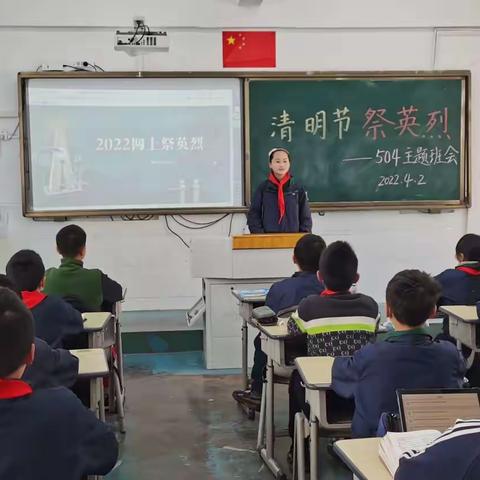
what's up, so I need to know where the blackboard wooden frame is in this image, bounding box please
[17,70,470,218]
[244,71,470,211]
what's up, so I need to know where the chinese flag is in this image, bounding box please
[222,31,276,68]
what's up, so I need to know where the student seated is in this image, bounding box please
[0,274,79,390]
[436,233,480,306]
[44,224,123,312]
[287,241,379,451]
[395,419,480,480]
[0,287,118,479]
[232,233,326,410]
[6,250,84,348]
[332,270,466,438]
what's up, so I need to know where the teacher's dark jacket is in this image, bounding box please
[247,179,312,233]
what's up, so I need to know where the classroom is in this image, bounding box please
[1,1,480,479]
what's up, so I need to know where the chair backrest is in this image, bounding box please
[397,388,480,432]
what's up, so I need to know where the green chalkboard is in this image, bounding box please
[246,73,469,208]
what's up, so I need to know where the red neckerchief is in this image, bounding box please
[321,289,350,296]
[456,266,480,276]
[268,172,291,223]
[0,379,32,399]
[21,290,47,309]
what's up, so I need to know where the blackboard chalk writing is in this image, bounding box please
[347,145,460,168]
[270,110,295,142]
[395,105,420,137]
[426,108,451,140]
[376,173,427,191]
[333,107,351,140]
[342,156,372,162]
[305,110,327,139]
[375,148,400,167]
[363,108,395,140]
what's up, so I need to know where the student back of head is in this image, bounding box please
[233,233,326,409]
[6,250,84,348]
[287,240,378,356]
[332,270,466,438]
[0,287,118,479]
[436,233,480,305]
[43,224,123,312]
[0,274,78,390]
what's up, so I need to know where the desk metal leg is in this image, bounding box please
[242,318,249,390]
[260,357,285,479]
[295,412,306,480]
[310,417,319,480]
[257,380,267,450]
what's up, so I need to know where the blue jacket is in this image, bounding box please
[436,263,480,305]
[395,419,480,480]
[23,338,79,390]
[332,330,466,438]
[247,178,312,233]
[0,383,118,479]
[265,271,324,314]
[25,294,84,348]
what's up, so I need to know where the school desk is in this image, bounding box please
[71,348,109,421]
[231,288,267,389]
[334,438,391,480]
[190,234,297,369]
[439,305,480,367]
[81,311,126,433]
[256,321,290,479]
[294,356,338,480]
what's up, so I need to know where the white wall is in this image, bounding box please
[0,2,479,310]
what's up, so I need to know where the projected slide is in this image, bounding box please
[25,78,243,212]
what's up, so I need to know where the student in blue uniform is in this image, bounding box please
[436,233,480,306]
[395,419,480,480]
[6,249,84,348]
[287,241,378,455]
[0,287,118,479]
[247,148,312,233]
[0,275,79,390]
[232,233,326,410]
[332,270,466,438]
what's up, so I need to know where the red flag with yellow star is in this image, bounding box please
[222,31,276,68]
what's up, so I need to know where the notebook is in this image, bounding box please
[379,430,441,477]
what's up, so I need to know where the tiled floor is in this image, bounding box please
[107,352,352,480]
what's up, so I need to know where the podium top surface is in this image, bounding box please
[232,233,306,250]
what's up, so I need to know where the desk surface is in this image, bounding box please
[71,348,109,377]
[439,305,479,323]
[334,438,391,480]
[295,356,334,389]
[257,322,289,339]
[231,288,268,304]
[82,312,112,331]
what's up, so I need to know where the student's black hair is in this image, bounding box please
[318,241,358,291]
[456,234,480,261]
[6,250,45,292]
[0,274,21,297]
[268,148,291,162]
[294,234,327,272]
[0,287,34,377]
[386,269,441,327]
[56,224,87,258]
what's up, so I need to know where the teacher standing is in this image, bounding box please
[247,148,312,234]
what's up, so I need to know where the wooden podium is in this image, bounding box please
[190,234,302,369]
[232,233,305,250]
